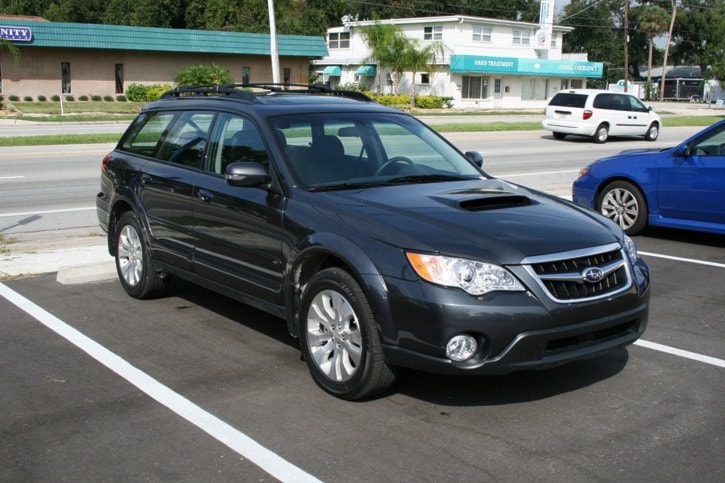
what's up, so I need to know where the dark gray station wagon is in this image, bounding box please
[97,84,650,400]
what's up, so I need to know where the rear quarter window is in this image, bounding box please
[119,112,175,157]
[549,93,587,108]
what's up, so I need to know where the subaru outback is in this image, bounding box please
[97,84,650,400]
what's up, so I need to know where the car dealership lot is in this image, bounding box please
[1,229,723,481]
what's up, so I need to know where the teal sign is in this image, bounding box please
[450,55,602,78]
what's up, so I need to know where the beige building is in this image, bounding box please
[0,16,328,99]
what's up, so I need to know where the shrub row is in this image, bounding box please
[6,94,128,102]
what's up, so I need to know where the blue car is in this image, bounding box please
[572,119,725,236]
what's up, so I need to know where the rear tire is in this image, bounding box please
[597,181,648,235]
[593,124,609,144]
[115,211,169,299]
[299,268,396,400]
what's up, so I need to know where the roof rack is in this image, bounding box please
[159,83,372,102]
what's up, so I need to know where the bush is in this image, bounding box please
[116,95,127,102]
[51,95,60,102]
[174,63,233,86]
[78,95,89,101]
[103,95,114,102]
[126,83,173,102]
[23,96,33,102]
[414,96,444,109]
[146,84,173,101]
[9,95,19,101]
[374,94,411,108]
[37,95,47,102]
[92,95,102,101]
[125,83,149,102]
[65,95,75,101]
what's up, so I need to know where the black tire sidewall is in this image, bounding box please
[597,181,648,235]
[115,211,161,299]
[298,268,383,400]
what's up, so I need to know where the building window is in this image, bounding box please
[61,62,71,94]
[242,66,250,84]
[420,73,429,85]
[472,26,492,43]
[462,76,489,99]
[494,78,502,94]
[284,68,291,86]
[551,34,557,48]
[424,26,442,40]
[115,64,124,94]
[512,29,530,46]
[328,32,350,49]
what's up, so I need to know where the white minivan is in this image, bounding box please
[542,89,661,143]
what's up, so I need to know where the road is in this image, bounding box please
[0,126,704,237]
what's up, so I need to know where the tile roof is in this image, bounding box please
[0,19,328,57]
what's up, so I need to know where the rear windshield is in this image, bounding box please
[548,93,588,108]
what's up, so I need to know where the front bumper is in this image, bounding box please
[377,260,650,375]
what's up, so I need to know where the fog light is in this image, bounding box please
[446,334,478,362]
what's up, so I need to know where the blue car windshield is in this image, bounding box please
[270,112,483,189]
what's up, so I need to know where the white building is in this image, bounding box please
[314,14,603,109]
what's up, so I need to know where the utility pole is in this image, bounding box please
[624,0,629,92]
[267,0,280,83]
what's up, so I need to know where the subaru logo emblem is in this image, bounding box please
[582,267,604,283]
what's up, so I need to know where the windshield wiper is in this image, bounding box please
[382,174,469,185]
[309,181,389,192]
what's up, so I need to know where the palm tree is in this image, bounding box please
[359,23,406,95]
[636,5,669,99]
[401,40,444,107]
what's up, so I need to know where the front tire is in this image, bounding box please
[597,181,648,235]
[644,123,659,141]
[115,211,169,299]
[299,268,396,400]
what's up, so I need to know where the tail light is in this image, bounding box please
[583,110,593,120]
[101,152,112,173]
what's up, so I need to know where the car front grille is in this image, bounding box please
[521,243,632,303]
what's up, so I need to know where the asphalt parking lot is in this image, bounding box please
[1,226,723,482]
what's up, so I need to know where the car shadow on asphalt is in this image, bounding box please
[391,350,629,406]
[640,227,725,248]
[164,278,631,405]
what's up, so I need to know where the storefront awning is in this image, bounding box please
[322,65,342,76]
[355,65,377,77]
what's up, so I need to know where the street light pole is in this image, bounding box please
[267,0,280,83]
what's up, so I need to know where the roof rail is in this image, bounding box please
[159,83,372,102]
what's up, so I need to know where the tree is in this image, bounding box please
[401,39,444,107]
[670,0,725,82]
[359,23,406,95]
[174,63,234,86]
[635,4,669,98]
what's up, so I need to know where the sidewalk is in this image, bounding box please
[0,227,116,284]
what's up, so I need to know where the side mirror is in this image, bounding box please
[673,144,689,158]
[225,161,270,187]
[465,150,484,168]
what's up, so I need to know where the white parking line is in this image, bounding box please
[0,206,96,218]
[0,282,321,483]
[0,176,24,180]
[640,251,725,269]
[635,340,725,368]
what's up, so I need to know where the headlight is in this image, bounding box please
[623,235,639,266]
[406,252,524,296]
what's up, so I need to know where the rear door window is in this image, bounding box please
[549,93,587,108]
[156,111,214,169]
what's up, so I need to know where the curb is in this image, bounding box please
[56,260,117,285]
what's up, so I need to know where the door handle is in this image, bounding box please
[197,189,213,203]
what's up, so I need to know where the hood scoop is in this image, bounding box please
[458,193,535,211]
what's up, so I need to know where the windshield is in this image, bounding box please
[270,112,483,190]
